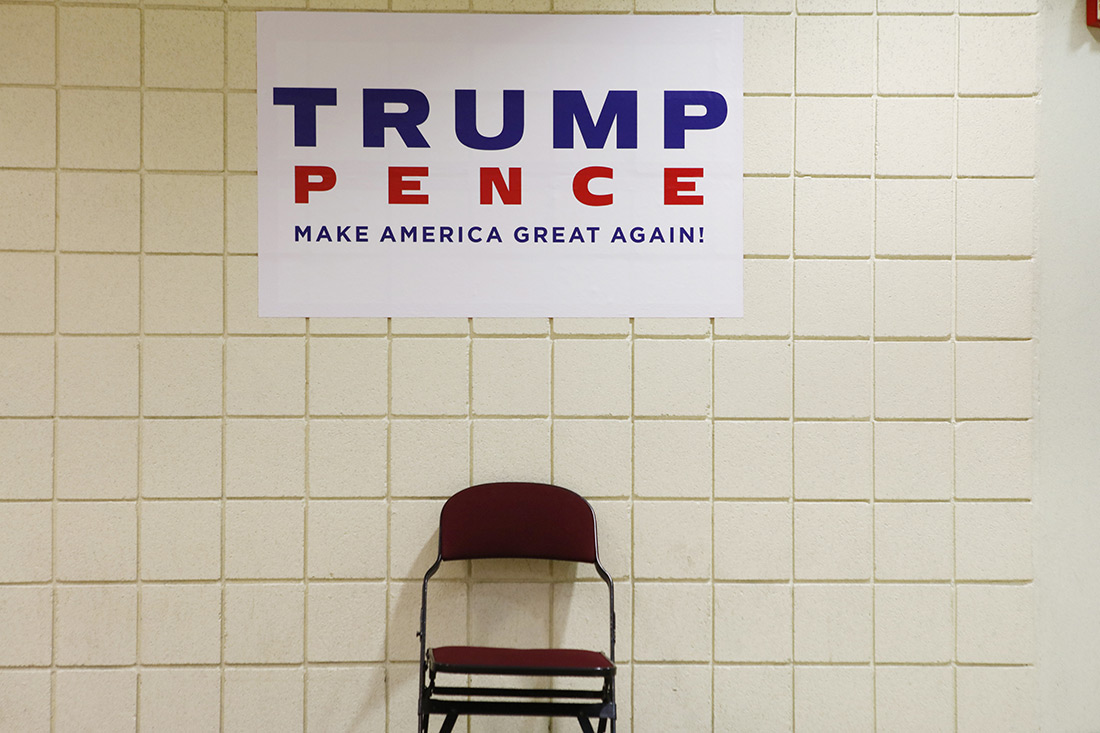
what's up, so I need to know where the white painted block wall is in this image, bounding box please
[0,0,1043,730]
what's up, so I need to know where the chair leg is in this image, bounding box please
[418,713,428,733]
[439,713,459,733]
[597,719,608,733]
[577,717,596,733]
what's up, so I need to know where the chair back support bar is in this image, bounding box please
[439,482,598,563]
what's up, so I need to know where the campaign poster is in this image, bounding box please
[257,13,743,317]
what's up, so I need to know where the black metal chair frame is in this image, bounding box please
[417,482,617,733]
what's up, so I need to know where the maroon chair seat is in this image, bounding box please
[418,482,617,733]
[431,646,614,677]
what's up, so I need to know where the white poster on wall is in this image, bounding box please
[257,13,743,317]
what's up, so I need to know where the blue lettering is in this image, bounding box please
[363,89,430,148]
[273,88,337,147]
[664,91,728,149]
[455,90,525,151]
[553,90,637,149]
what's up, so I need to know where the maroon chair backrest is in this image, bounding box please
[439,483,598,563]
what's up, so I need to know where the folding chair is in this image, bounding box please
[418,482,616,733]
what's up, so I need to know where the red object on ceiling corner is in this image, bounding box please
[1090,0,1100,28]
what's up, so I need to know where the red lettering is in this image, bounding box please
[664,167,703,205]
[480,167,522,205]
[294,165,706,207]
[389,166,429,204]
[294,165,337,204]
[573,166,613,207]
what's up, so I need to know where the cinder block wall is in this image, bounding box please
[0,0,1037,730]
